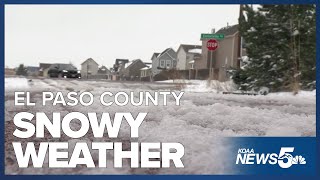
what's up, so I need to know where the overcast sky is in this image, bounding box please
[5,5,240,69]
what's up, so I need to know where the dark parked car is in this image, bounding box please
[47,63,81,78]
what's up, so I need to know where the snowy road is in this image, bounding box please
[5,77,316,174]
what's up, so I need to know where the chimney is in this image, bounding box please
[227,22,229,27]
[211,28,215,34]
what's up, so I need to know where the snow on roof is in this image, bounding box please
[188,48,202,54]
[125,61,134,68]
[216,24,239,36]
[140,67,151,70]
[140,64,151,70]
[179,44,202,52]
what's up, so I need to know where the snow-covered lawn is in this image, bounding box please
[5,77,30,90]
[5,77,316,174]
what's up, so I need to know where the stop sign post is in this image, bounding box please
[207,39,219,80]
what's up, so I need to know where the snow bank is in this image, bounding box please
[5,77,29,90]
[268,90,316,98]
[183,80,236,93]
[156,79,237,93]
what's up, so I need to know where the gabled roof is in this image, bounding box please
[140,66,151,70]
[177,44,202,53]
[151,53,160,60]
[158,48,177,60]
[39,63,52,70]
[140,63,152,70]
[99,65,108,70]
[159,48,170,57]
[125,59,144,69]
[158,48,177,59]
[98,65,111,74]
[81,58,99,65]
[216,24,239,36]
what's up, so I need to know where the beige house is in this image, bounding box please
[195,24,245,81]
[176,44,202,70]
[39,63,52,77]
[81,58,99,78]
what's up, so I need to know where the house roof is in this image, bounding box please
[98,65,111,74]
[178,44,202,53]
[115,59,129,65]
[26,66,40,72]
[140,66,151,70]
[99,65,109,71]
[188,48,202,54]
[140,63,152,70]
[39,63,52,70]
[81,58,99,65]
[216,24,239,36]
[125,59,144,69]
[151,53,160,60]
[158,48,174,58]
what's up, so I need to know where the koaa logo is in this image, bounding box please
[236,147,306,168]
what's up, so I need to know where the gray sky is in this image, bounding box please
[5,5,240,69]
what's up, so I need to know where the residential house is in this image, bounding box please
[151,53,160,61]
[188,48,202,70]
[122,59,146,80]
[39,63,52,77]
[195,24,244,81]
[98,65,111,74]
[151,48,177,76]
[81,58,99,78]
[176,44,202,70]
[140,63,152,81]
[89,65,112,80]
[112,59,129,80]
[26,66,40,76]
[5,68,15,76]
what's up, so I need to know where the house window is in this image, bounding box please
[190,63,194,69]
[166,60,171,68]
[160,60,165,68]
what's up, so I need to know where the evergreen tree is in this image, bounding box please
[297,5,316,90]
[16,64,27,76]
[233,5,316,92]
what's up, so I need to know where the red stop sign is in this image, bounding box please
[207,39,219,51]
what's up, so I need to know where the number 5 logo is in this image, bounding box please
[278,147,294,168]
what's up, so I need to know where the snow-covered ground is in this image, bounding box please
[157,79,237,93]
[5,77,31,90]
[5,77,316,174]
